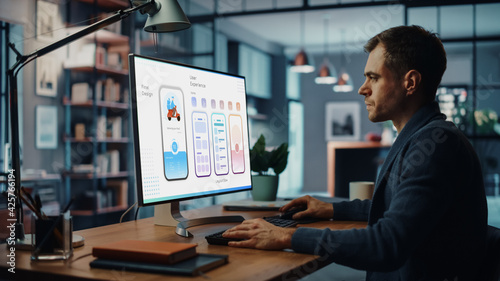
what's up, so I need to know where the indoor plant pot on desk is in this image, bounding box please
[250,134,289,201]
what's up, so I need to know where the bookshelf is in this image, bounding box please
[62,0,133,220]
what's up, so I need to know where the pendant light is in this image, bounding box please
[290,12,315,73]
[315,14,337,84]
[333,29,354,92]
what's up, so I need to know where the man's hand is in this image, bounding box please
[280,195,334,220]
[223,218,297,250]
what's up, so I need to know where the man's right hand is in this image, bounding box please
[280,195,334,220]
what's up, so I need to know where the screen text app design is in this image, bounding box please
[211,113,229,175]
[159,86,188,180]
[192,112,211,177]
[229,114,245,174]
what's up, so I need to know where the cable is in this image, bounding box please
[119,201,137,223]
[134,205,141,221]
[69,253,93,265]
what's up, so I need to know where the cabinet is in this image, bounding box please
[62,0,132,218]
[327,142,391,198]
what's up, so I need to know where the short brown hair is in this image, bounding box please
[364,25,447,100]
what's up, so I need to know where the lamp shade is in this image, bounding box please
[144,0,191,33]
[290,49,315,73]
[315,59,338,84]
[333,71,354,92]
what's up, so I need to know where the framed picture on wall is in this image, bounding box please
[36,0,58,41]
[36,105,58,149]
[325,102,360,142]
[36,56,58,97]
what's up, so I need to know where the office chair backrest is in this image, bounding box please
[485,225,500,281]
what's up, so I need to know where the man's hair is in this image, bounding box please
[364,25,447,100]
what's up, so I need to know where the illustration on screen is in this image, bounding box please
[192,111,212,177]
[159,86,188,180]
[211,113,229,175]
[229,114,245,174]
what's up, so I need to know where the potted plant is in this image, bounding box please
[250,134,289,201]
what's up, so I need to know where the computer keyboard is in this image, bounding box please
[205,217,298,246]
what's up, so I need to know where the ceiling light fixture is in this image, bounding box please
[333,29,354,92]
[315,14,337,84]
[290,12,314,73]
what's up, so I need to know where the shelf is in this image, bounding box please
[66,26,129,44]
[64,65,128,75]
[71,205,128,216]
[64,171,130,179]
[63,97,129,110]
[75,0,129,11]
[64,136,129,143]
[440,84,500,90]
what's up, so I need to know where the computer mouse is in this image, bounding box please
[279,207,308,220]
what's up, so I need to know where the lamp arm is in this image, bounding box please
[6,0,156,240]
[10,0,154,74]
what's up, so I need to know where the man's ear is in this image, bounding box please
[404,70,421,96]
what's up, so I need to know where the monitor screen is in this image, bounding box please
[129,54,252,206]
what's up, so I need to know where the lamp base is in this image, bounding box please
[12,234,85,251]
[13,234,34,251]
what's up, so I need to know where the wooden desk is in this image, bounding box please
[0,205,366,281]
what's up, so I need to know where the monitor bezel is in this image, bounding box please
[128,53,253,207]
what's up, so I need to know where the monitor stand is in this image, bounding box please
[154,202,245,237]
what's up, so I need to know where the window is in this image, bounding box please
[238,44,272,99]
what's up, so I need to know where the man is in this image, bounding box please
[223,25,488,280]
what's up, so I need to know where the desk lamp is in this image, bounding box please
[7,0,190,245]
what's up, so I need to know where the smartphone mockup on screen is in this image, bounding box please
[211,113,229,176]
[159,86,188,180]
[192,111,211,177]
[229,114,245,174]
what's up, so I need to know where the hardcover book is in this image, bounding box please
[90,253,228,276]
[92,240,197,265]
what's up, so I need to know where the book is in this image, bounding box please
[108,150,120,173]
[96,115,107,140]
[71,82,91,103]
[74,123,86,140]
[106,180,128,207]
[89,253,228,276]
[107,116,122,139]
[92,240,197,265]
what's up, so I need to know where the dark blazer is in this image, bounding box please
[292,102,488,281]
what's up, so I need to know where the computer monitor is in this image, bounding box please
[128,54,252,237]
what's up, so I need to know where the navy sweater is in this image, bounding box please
[292,102,487,280]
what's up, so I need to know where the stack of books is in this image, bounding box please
[90,240,228,276]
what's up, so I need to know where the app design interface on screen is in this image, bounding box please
[159,86,188,180]
[132,56,251,204]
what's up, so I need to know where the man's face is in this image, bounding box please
[358,44,406,123]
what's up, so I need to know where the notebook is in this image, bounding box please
[90,253,228,276]
[92,240,197,265]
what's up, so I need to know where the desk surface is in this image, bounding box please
[1,204,366,281]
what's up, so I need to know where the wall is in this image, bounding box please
[1,0,66,176]
[300,41,500,195]
[300,50,383,193]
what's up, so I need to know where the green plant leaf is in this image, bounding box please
[270,143,289,175]
[250,134,289,175]
[250,134,269,175]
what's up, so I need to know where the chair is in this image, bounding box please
[484,225,500,281]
